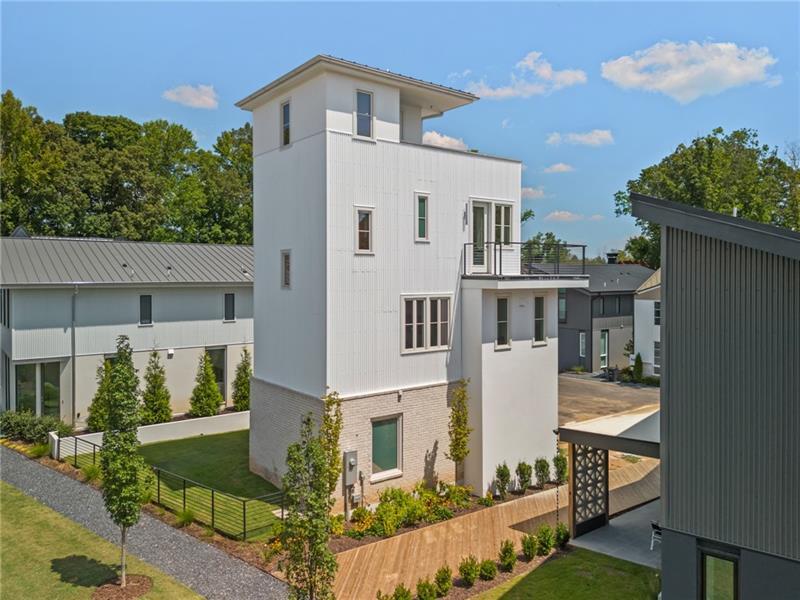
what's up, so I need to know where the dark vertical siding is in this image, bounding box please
[558,289,592,371]
[663,226,800,561]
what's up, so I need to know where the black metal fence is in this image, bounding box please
[463,242,587,277]
[58,435,283,540]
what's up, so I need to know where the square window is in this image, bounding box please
[356,208,373,252]
[356,91,373,138]
[139,295,152,325]
[372,417,399,473]
[224,293,235,321]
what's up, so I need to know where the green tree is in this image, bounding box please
[232,347,253,412]
[188,352,223,417]
[100,336,146,588]
[319,391,343,496]
[633,353,644,383]
[87,360,113,432]
[446,380,472,484]
[140,351,172,425]
[281,415,338,599]
[615,127,800,268]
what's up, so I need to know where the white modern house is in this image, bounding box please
[632,268,661,376]
[0,233,254,428]
[239,55,589,504]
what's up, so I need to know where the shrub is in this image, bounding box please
[82,463,102,483]
[521,533,537,560]
[434,565,452,597]
[331,513,345,537]
[140,351,172,425]
[553,449,568,485]
[392,583,412,600]
[87,360,113,432]
[373,501,402,537]
[188,352,223,417]
[536,524,554,556]
[643,375,661,387]
[499,539,516,572]
[347,506,375,539]
[495,462,511,500]
[458,555,479,587]
[633,353,644,382]
[438,481,471,510]
[516,461,532,491]
[176,508,194,527]
[478,559,497,581]
[416,578,437,600]
[232,347,253,411]
[426,504,454,524]
[478,490,494,507]
[555,521,570,549]
[534,457,550,489]
[446,379,472,468]
[29,442,50,458]
[0,411,72,445]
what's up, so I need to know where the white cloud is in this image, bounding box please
[162,84,218,109]
[601,41,781,104]
[521,186,545,199]
[467,51,587,100]
[422,130,468,151]
[545,210,583,222]
[546,129,614,146]
[448,69,472,80]
[501,118,511,129]
[589,214,605,221]
[543,162,574,173]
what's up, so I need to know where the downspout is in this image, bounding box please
[71,285,78,426]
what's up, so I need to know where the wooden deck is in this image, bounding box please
[334,458,660,598]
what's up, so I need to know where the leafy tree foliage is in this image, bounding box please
[319,391,343,496]
[100,336,147,588]
[446,380,472,482]
[522,231,580,263]
[232,347,253,412]
[189,352,223,417]
[615,127,800,268]
[0,90,253,243]
[140,351,172,425]
[87,360,113,432]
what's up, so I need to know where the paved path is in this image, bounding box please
[559,373,660,425]
[0,447,288,600]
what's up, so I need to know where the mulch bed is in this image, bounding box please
[449,550,563,599]
[92,575,153,599]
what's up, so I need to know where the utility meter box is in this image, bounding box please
[343,450,358,487]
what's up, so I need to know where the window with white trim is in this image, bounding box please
[654,301,661,326]
[372,416,401,475]
[356,208,373,253]
[494,205,511,246]
[496,296,510,347]
[281,101,291,146]
[139,295,152,325]
[429,297,449,348]
[533,296,546,344]
[280,250,291,289]
[415,194,429,241]
[224,293,235,321]
[579,331,586,358]
[356,90,373,138]
[403,296,451,352]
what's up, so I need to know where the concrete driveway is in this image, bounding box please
[558,373,660,425]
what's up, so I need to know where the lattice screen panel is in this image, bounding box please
[572,444,608,526]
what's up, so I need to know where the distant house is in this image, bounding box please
[558,256,653,373]
[0,234,254,428]
[633,268,661,376]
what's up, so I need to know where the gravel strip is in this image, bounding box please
[1,446,288,599]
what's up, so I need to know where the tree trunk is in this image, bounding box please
[120,526,127,588]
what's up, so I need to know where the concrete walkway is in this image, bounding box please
[0,446,288,600]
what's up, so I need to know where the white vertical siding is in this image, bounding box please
[633,298,660,374]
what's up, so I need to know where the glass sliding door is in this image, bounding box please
[15,363,36,413]
[41,362,61,417]
[207,348,226,403]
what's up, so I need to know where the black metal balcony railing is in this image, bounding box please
[463,242,587,277]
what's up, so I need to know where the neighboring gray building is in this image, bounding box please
[558,258,653,373]
[0,233,254,428]
[632,194,800,599]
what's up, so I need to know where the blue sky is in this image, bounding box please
[3,2,798,254]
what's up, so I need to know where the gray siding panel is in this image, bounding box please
[663,226,800,562]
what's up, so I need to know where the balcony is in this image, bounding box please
[463,242,588,279]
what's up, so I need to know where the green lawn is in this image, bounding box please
[0,481,199,600]
[476,548,661,600]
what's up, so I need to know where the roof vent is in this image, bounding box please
[606,251,619,265]
[10,225,29,238]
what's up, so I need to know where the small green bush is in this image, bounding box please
[434,565,452,597]
[331,513,345,536]
[438,481,471,510]
[373,499,402,537]
[176,508,195,528]
[81,463,102,483]
[458,555,479,587]
[534,457,550,489]
[553,449,568,485]
[643,375,661,387]
[391,583,412,600]
[536,524,554,556]
[416,578,437,600]
[515,461,532,491]
[495,462,511,499]
[478,490,494,507]
[521,533,537,560]
[555,521,570,549]
[633,353,644,382]
[499,539,517,572]
[479,559,497,581]
[29,442,51,458]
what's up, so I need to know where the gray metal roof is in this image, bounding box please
[0,236,253,287]
[581,263,654,293]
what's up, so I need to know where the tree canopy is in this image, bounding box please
[0,90,252,243]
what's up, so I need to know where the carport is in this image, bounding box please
[558,404,660,538]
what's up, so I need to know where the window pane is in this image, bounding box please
[417,196,427,239]
[704,555,735,600]
[495,206,502,243]
[358,211,371,250]
[357,114,371,137]
[430,322,438,347]
[283,126,290,146]
[224,293,235,321]
[41,362,60,417]
[207,349,225,400]
[140,295,152,325]
[15,363,36,413]
[283,102,290,125]
[372,419,398,473]
[282,253,290,287]
[441,299,449,346]
[497,322,508,346]
[415,299,425,348]
[503,206,511,244]
[357,91,372,115]
[404,299,414,350]
[535,320,545,342]
[497,298,507,321]
[358,232,371,251]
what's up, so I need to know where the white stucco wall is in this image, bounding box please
[633,297,661,375]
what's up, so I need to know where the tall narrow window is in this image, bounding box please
[224,293,235,321]
[653,341,661,375]
[495,205,511,246]
[281,101,291,146]
[654,301,661,325]
[701,551,737,600]
[579,331,586,358]
[403,298,426,350]
[139,295,152,325]
[15,363,36,413]
[558,288,567,323]
[356,90,373,138]
[281,250,291,289]
[40,362,60,417]
[600,330,609,369]
[356,208,373,252]
[533,296,546,344]
[416,194,429,241]
[496,297,510,347]
[429,297,450,349]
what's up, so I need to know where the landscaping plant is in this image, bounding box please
[536,524,554,556]
[176,508,195,528]
[188,351,223,417]
[391,583,412,600]
[495,462,511,500]
[458,555,480,587]
[319,391,343,496]
[232,347,252,411]
[87,360,113,432]
[416,578,437,600]
[633,352,643,382]
[434,565,452,597]
[140,351,172,425]
[100,335,146,588]
[0,411,72,444]
[516,460,532,491]
[555,521,570,549]
[81,463,102,483]
[534,457,550,489]
[553,449,568,485]
[499,539,517,572]
[478,490,494,507]
[446,379,472,483]
[479,559,497,581]
[438,481,471,510]
[521,533,537,560]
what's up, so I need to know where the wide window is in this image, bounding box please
[356,208,373,252]
[224,293,235,321]
[534,296,546,344]
[372,417,399,474]
[653,341,661,375]
[429,297,450,349]
[281,250,291,289]
[281,101,291,146]
[494,205,511,246]
[403,296,451,352]
[416,194,429,241]
[139,295,152,325]
[558,288,567,323]
[579,331,586,358]
[496,297,510,347]
[654,301,661,325]
[356,90,373,138]
[702,551,737,600]
[15,363,36,413]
